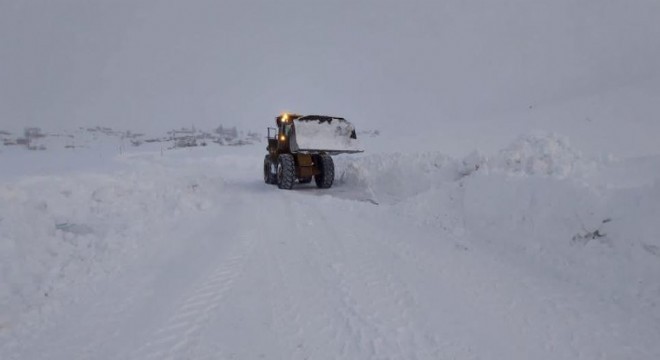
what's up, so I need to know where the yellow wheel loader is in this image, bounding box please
[264,113,363,190]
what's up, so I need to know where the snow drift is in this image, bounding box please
[335,133,660,326]
[0,160,226,343]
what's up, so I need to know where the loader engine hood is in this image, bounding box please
[291,115,363,154]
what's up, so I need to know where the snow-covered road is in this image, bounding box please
[2,137,659,359]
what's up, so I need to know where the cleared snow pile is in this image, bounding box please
[292,119,362,152]
[458,150,487,177]
[333,161,378,204]
[334,133,591,205]
[461,169,660,323]
[335,152,461,205]
[334,132,659,325]
[492,132,593,178]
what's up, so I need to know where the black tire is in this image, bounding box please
[314,154,334,189]
[277,154,296,189]
[264,155,277,184]
[298,177,313,184]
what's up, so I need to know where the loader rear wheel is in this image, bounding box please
[264,155,277,184]
[277,154,296,190]
[314,154,334,189]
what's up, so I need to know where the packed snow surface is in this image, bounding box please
[1,131,659,360]
[292,119,362,152]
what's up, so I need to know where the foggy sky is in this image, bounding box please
[1,0,659,134]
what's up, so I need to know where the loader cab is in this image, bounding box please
[278,123,291,152]
[272,113,301,153]
[281,121,292,140]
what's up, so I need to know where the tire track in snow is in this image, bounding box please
[310,205,441,359]
[265,194,440,359]
[260,193,371,359]
[130,230,256,360]
[268,242,369,359]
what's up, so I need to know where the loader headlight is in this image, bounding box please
[280,134,286,141]
[281,113,288,122]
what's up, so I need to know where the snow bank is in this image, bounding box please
[0,164,225,335]
[335,152,459,204]
[336,133,595,203]
[492,132,593,178]
[461,173,660,321]
[335,133,660,323]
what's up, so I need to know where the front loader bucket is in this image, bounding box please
[291,115,364,154]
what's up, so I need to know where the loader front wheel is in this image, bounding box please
[314,154,334,189]
[264,155,277,184]
[277,154,296,190]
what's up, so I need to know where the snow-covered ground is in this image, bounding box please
[2,0,659,357]
[1,120,659,359]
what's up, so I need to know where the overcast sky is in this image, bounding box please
[1,0,659,134]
